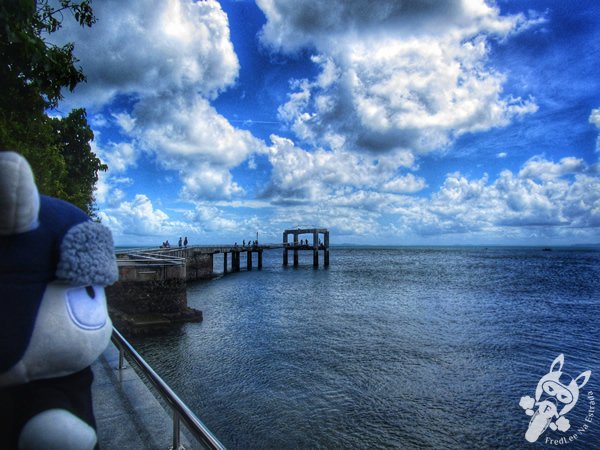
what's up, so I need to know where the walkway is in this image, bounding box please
[92,342,197,449]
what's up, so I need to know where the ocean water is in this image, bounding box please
[132,247,600,449]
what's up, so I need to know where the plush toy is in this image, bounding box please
[0,151,118,449]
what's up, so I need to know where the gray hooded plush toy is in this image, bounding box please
[0,151,118,449]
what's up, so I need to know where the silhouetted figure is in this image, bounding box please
[178,237,182,247]
[184,237,188,247]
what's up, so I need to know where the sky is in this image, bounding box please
[50,0,600,246]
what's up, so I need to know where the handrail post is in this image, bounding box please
[173,412,181,450]
[110,328,226,450]
[118,344,125,370]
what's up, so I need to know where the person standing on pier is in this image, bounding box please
[178,237,182,248]
[184,237,188,248]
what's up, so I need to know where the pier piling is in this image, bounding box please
[293,234,299,267]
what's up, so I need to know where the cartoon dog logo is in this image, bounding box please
[519,354,591,443]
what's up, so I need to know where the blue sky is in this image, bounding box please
[52,0,600,246]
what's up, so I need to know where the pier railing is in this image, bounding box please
[111,328,226,450]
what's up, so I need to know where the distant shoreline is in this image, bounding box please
[115,243,600,251]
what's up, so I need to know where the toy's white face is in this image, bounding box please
[0,282,112,386]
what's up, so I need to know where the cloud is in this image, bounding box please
[90,114,108,128]
[112,113,136,135]
[53,0,267,202]
[382,173,427,194]
[590,108,600,128]
[517,156,588,181]
[98,142,137,173]
[184,205,239,232]
[53,0,239,108]
[266,199,382,236]
[398,156,600,235]
[260,0,539,158]
[92,140,138,205]
[257,0,522,54]
[95,171,130,206]
[590,108,600,152]
[263,155,599,241]
[265,135,416,201]
[98,194,199,237]
[119,94,266,199]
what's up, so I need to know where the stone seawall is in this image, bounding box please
[107,257,202,336]
[185,252,213,281]
[106,279,187,314]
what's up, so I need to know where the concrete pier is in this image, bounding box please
[151,245,270,277]
[283,228,329,267]
[110,234,330,334]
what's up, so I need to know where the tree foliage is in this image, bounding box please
[0,0,105,216]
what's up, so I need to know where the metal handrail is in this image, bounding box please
[123,253,186,264]
[111,328,226,450]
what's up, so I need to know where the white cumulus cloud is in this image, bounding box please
[260,0,540,158]
[121,94,266,199]
[590,108,600,152]
[53,0,239,107]
[266,134,417,202]
[393,156,600,236]
[99,194,199,238]
[53,0,266,202]
[263,155,600,242]
[382,173,427,194]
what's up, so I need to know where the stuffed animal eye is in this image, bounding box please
[85,286,96,299]
[66,286,107,330]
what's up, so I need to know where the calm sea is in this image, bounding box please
[132,246,600,449]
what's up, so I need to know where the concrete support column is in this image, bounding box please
[233,251,240,272]
[247,250,252,271]
[258,250,263,270]
[293,233,299,267]
[324,232,330,267]
[223,252,228,274]
[283,232,288,266]
[313,231,319,267]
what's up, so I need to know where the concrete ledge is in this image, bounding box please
[108,307,202,337]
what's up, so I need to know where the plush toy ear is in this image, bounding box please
[0,151,40,235]
[550,354,564,373]
[56,221,118,286]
